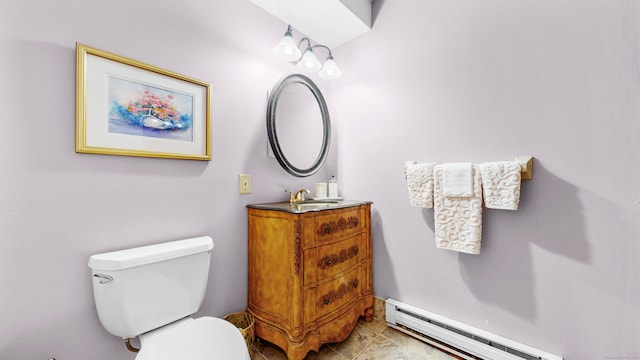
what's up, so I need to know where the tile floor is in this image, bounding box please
[250,298,463,360]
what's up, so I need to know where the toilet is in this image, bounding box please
[88,236,250,360]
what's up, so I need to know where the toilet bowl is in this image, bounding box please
[88,236,249,359]
[136,317,248,360]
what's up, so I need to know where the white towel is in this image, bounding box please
[442,162,473,197]
[433,164,483,254]
[405,162,435,208]
[479,161,521,210]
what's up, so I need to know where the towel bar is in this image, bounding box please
[404,156,534,180]
[516,156,533,180]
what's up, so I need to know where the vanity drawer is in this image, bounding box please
[312,267,360,320]
[314,207,364,244]
[304,233,362,285]
[316,301,362,345]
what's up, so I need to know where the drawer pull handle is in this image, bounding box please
[318,279,359,308]
[325,259,333,266]
[318,245,360,269]
[317,216,360,237]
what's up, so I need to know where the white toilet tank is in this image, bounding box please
[88,236,214,339]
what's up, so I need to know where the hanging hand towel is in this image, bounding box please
[442,162,473,197]
[479,161,521,210]
[433,164,483,254]
[405,162,435,208]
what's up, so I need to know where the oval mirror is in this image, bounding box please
[267,74,331,177]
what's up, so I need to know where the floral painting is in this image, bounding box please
[108,76,194,141]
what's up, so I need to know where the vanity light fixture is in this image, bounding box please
[273,25,343,80]
[273,25,302,61]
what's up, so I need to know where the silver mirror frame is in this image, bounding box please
[267,74,331,177]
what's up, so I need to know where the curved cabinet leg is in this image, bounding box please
[364,305,374,322]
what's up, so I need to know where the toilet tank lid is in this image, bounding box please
[88,236,214,271]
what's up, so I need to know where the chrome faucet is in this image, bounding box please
[285,189,310,204]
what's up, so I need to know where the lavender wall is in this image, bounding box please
[0,1,337,359]
[331,0,640,358]
[2,0,638,359]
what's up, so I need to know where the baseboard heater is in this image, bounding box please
[385,298,563,360]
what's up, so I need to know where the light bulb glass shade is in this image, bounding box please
[318,58,342,79]
[296,49,322,72]
[273,35,301,62]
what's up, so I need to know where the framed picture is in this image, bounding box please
[76,43,212,160]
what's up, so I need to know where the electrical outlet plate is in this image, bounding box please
[239,174,251,194]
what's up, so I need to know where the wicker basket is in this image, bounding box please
[224,312,255,357]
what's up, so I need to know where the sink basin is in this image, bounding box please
[293,203,334,208]
[297,199,340,204]
[292,200,340,207]
[289,199,341,211]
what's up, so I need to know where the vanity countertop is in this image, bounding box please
[247,200,372,214]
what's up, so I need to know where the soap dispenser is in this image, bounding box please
[328,176,338,198]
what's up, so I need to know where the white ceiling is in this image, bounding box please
[249,0,372,49]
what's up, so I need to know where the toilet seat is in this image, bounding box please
[135,316,250,360]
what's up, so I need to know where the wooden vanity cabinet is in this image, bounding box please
[247,201,374,360]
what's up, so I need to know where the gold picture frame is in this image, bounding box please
[76,43,212,160]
